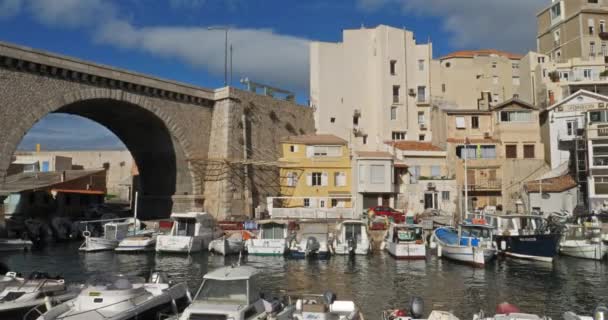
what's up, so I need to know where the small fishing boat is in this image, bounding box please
[79,219,130,252]
[115,233,157,252]
[35,272,190,320]
[288,223,331,259]
[156,212,222,253]
[560,222,607,260]
[333,220,372,255]
[208,232,248,256]
[433,221,497,267]
[246,220,290,256]
[290,291,363,320]
[0,272,79,320]
[175,265,295,320]
[382,297,459,320]
[0,238,32,251]
[473,302,550,320]
[493,215,561,262]
[383,223,426,259]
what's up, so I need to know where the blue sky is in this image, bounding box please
[0,0,547,151]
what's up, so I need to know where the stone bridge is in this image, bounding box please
[0,42,315,219]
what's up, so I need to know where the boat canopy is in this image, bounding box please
[257,219,289,226]
[85,274,145,290]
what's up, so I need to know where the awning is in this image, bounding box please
[51,189,105,195]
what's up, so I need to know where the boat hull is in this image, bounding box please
[155,235,205,253]
[0,239,33,251]
[208,239,244,256]
[246,239,287,256]
[560,240,607,260]
[437,243,495,266]
[386,242,426,259]
[289,250,331,259]
[494,234,560,262]
[79,237,119,252]
[115,236,156,252]
[1,291,78,320]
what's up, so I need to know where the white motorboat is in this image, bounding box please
[246,220,290,256]
[176,265,294,320]
[290,291,363,320]
[0,238,33,251]
[208,232,247,256]
[0,272,79,320]
[473,303,551,320]
[433,221,497,267]
[382,296,459,320]
[560,222,607,260]
[115,233,157,252]
[288,223,331,259]
[333,220,372,255]
[156,212,222,253]
[35,272,190,320]
[79,220,130,252]
[383,223,426,259]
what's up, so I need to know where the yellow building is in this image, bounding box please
[278,134,352,209]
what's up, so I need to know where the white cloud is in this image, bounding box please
[357,0,547,54]
[0,0,23,19]
[27,0,116,27]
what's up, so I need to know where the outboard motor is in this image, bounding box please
[323,290,337,305]
[409,296,424,319]
[594,305,608,320]
[306,236,320,255]
[347,238,357,255]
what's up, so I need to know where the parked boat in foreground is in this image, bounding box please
[288,223,331,259]
[433,221,497,267]
[560,222,607,260]
[79,220,130,252]
[175,265,295,320]
[246,220,290,256]
[0,272,79,320]
[384,223,426,259]
[289,291,363,320]
[382,297,459,320]
[333,220,372,255]
[473,302,550,320]
[208,231,248,256]
[156,212,222,253]
[35,272,190,320]
[494,215,561,262]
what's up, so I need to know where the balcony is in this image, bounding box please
[465,179,502,191]
[599,125,608,137]
[600,32,608,41]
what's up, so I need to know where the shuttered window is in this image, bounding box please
[506,145,517,159]
[370,165,385,184]
[524,145,535,159]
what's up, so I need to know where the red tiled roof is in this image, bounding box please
[447,138,499,143]
[525,175,577,193]
[441,49,523,60]
[281,134,347,145]
[389,141,443,152]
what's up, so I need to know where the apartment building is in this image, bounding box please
[431,50,523,109]
[310,25,433,150]
[431,98,548,213]
[537,0,608,62]
[583,108,608,211]
[352,151,396,214]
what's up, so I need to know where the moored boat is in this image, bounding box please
[333,220,372,255]
[382,297,459,320]
[115,233,157,252]
[494,215,561,262]
[433,221,497,267]
[79,219,130,252]
[560,220,607,260]
[246,220,290,256]
[156,212,222,254]
[473,302,551,320]
[0,238,32,251]
[208,231,248,256]
[288,223,331,259]
[290,291,363,320]
[383,223,426,259]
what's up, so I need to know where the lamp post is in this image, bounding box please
[208,26,229,86]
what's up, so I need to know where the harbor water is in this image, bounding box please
[2,242,607,320]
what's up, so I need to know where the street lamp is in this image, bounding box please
[208,26,229,86]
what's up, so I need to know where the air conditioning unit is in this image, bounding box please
[484,132,491,138]
[427,182,436,189]
[408,88,416,96]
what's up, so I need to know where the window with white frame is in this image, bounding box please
[603,42,608,56]
[313,146,342,157]
[601,20,606,33]
[286,172,298,187]
[566,120,577,136]
[550,3,561,20]
[418,59,425,71]
[418,111,425,125]
[410,166,420,183]
[455,116,466,129]
[392,131,406,140]
[584,69,593,79]
[512,63,519,69]
[441,191,450,201]
[553,30,561,44]
[290,145,298,152]
[370,165,385,184]
[304,198,310,207]
[591,41,596,56]
[334,172,347,187]
[512,76,520,86]
[595,176,608,194]
[589,18,595,35]
[593,145,608,166]
[390,106,397,120]
[417,86,426,102]
[500,111,532,122]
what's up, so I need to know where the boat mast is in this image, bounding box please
[463,137,470,222]
[133,191,139,236]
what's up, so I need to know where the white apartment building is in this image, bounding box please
[310,25,433,151]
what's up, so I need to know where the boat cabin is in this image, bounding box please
[339,220,369,243]
[170,212,215,237]
[104,222,130,241]
[258,220,289,240]
[495,215,546,236]
[387,224,424,244]
[459,223,494,243]
[194,266,260,305]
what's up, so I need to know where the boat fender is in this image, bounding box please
[500,241,506,251]
[409,296,424,319]
[186,290,193,303]
[330,301,356,313]
[44,295,52,311]
[171,298,178,315]
[437,245,442,257]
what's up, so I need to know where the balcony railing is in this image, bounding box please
[598,125,608,136]
[465,179,502,191]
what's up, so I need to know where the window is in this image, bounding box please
[455,116,466,129]
[304,198,310,207]
[550,3,561,20]
[589,18,595,35]
[419,134,425,141]
[334,172,346,187]
[537,56,545,63]
[471,116,479,129]
[418,59,425,71]
[290,145,298,152]
[553,30,561,44]
[441,191,450,201]
[524,145,535,159]
[417,86,426,103]
[456,145,496,159]
[392,131,406,140]
[390,106,397,120]
[561,71,569,80]
[319,200,326,208]
[512,63,519,69]
[312,146,341,157]
[353,116,359,126]
[431,166,441,177]
[512,76,520,86]
[500,111,532,122]
[506,145,517,159]
[601,20,606,33]
[542,69,547,78]
[362,136,367,144]
[590,0,599,3]
[371,165,385,184]
[410,166,420,184]
[566,120,576,136]
[311,172,322,186]
[287,172,298,187]
[591,41,596,56]
[330,117,335,123]
[492,62,497,69]
[595,177,608,195]
[442,84,446,93]
[603,42,608,56]
[418,111,425,125]
[390,60,397,75]
[393,85,400,103]
[331,199,338,207]
[584,69,593,79]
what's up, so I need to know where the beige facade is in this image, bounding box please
[432,99,549,213]
[537,0,608,62]
[310,25,433,151]
[431,50,522,109]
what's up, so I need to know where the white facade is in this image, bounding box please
[310,25,433,151]
[352,153,396,214]
[528,189,577,214]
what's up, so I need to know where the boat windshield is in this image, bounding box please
[196,279,248,304]
[344,223,362,242]
[462,227,492,239]
[395,227,422,242]
[85,274,144,290]
[261,224,285,240]
[176,219,196,236]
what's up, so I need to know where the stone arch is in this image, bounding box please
[3,88,200,218]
